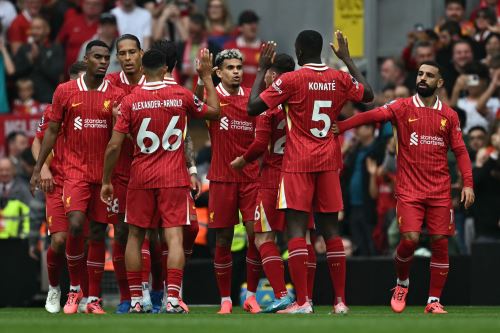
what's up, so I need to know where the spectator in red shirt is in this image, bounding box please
[223,10,263,88]
[11,78,43,115]
[7,0,43,55]
[57,0,103,78]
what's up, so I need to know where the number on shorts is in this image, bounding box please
[254,205,260,221]
[137,116,183,154]
[310,100,332,138]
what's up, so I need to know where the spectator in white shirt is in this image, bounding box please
[112,0,152,50]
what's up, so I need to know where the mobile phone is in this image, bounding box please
[467,74,480,87]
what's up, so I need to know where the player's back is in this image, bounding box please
[388,95,462,199]
[259,105,286,188]
[121,82,194,189]
[276,64,364,172]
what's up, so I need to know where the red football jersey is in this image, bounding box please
[243,105,286,189]
[340,95,473,199]
[106,71,147,181]
[36,105,65,185]
[48,75,125,183]
[259,63,365,172]
[223,37,263,88]
[114,81,209,189]
[207,83,259,182]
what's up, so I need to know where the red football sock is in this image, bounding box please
[141,239,151,284]
[325,237,346,305]
[394,239,417,281]
[150,242,163,291]
[306,244,317,301]
[429,238,449,299]
[127,270,143,298]
[87,240,105,298]
[259,241,287,298]
[112,241,131,301]
[287,237,308,306]
[80,251,88,297]
[167,268,183,298]
[65,233,84,287]
[214,245,232,298]
[47,246,65,287]
[246,235,262,293]
[183,222,199,260]
[161,242,168,282]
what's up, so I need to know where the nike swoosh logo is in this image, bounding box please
[71,102,83,108]
[220,103,230,107]
[408,118,419,123]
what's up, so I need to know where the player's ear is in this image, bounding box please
[437,77,444,89]
[215,67,223,79]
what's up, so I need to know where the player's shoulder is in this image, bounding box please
[106,81,126,97]
[56,79,78,93]
[105,72,120,85]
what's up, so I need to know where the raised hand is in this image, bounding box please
[196,48,214,79]
[259,41,277,70]
[330,30,351,62]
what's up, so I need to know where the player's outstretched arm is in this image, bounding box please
[30,121,61,195]
[248,42,276,116]
[101,130,126,204]
[231,115,272,170]
[330,30,374,102]
[197,48,220,120]
[336,107,391,134]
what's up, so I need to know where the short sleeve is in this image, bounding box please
[185,93,208,119]
[339,71,364,103]
[259,72,293,110]
[48,86,66,123]
[114,99,131,134]
[36,106,52,139]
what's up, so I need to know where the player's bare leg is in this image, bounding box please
[125,224,146,313]
[277,209,312,314]
[255,231,293,313]
[315,213,348,314]
[163,226,187,313]
[242,221,262,313]
[45,231,66,313]
[391,232,419,313]
[425,235,449,314]
[113,214,131,313]
[215,227,234,314]
[64,211,86,314]
[85,221,107,314]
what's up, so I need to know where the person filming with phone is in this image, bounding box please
[450,61,500,133]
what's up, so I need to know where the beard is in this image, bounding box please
[416,82,437,97]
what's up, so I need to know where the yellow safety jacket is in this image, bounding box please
[0,199,30,239]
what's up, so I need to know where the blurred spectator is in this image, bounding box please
[395,84,411,98]
[57,0,103,78]
[175,13,220,89]
[112,0,152,50]
[472,123,500,241]
[477,61,500,121]
[0,157,31,239]
[482,33,500,66]
[401,23,432,71]
[43,0,79,41]
[152,0,192,42]
[436,0,474,37]
[470,0,500,23]
[7,131,29,178]
[7,0,43,55]
[453,62,500,133]
[14,16,64,103]
[0,0,17,38]
[473,7,497,43]
[380,57,407,87]
[467,125,489,163]
[78,13,120,73]
[11,78,43,115]
[436,20,463,68]
[374,84,395,106]
[404,40,436,92]
[0,25,15,114]
[205,0,233,48]
[443,39,474,96]
[224,10,263,88]
[342,124,384,256]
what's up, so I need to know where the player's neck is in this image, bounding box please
[83,74,104,90]
[144,73,164,83]
[126,71,143,85]
[301,57,322,65]
[221,82,240,95]
[417,93,438,108]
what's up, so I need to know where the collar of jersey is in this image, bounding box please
[163,77,178,85]
[141,81,167,90]
[413,94,442,110]
[216,83,244,96]
[120,71,146,85]
[77,74,109,92]
[303,63,329,71]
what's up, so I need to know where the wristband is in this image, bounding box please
[197,77,204,86]
[189,166,198,175]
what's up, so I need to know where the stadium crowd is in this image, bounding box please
[0,0,499,314]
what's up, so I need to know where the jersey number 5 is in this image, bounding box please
[137,116,182,154]
[310,100,332,138]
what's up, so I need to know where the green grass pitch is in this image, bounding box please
[1,306,499,333]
